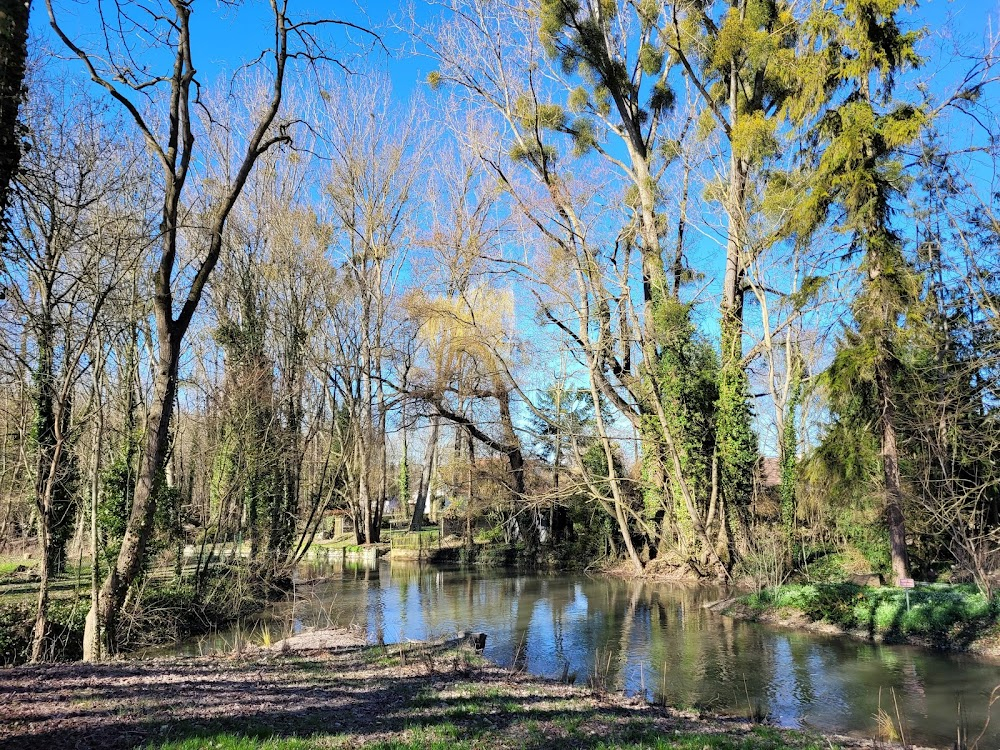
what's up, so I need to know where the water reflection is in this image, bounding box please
[182,561,1000,748]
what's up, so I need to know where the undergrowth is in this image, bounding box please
[744,582,1000,646]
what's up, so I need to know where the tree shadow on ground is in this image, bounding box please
[0,644,756,750]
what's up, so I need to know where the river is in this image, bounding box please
[170,560,999,748]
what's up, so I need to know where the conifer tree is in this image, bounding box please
[800,0,924,580]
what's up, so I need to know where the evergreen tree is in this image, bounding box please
[799,0,925,580]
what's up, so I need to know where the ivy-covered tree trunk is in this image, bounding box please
[30,292,80,661]
[716,311,757,558]
[0,0,29,234]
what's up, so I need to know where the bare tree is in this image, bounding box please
[320,74,423,544]
[45,0,370,657]
[0,69,148,660]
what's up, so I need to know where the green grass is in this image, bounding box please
[146,723,468,750]
[592,726,830,749]
[743,582,1000,646]
[146,725,831,750]
[0,558,35,576]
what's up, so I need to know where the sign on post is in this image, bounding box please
[898,577,915,612]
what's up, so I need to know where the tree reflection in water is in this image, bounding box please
[185,561,998,749]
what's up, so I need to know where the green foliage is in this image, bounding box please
[644,300,720,552]
[0,602,31,665]
[715,326,758,541]
[797,0,927,579]
[509,139,557,167]
[513,94,566,131]
[0,598,86,664]
[746,582,999,645]
[100,447,137,558]
[639,43,663,76]
[567,86,589,113]
[730,112,779,161]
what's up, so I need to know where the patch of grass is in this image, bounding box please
[367,722,466,750]
[0,558,34,576]
[442,699,482,718]
[410,686,438,709]
[147,731,328,749]
[552,712,585,734]
[360,644,400,667]
[594,726,832,749]
[743,582,1000,647]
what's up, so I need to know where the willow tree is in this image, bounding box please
[406,287,541,553]
[800,0,924,581]
[421,0,728,575]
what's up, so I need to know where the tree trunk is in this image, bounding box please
[96,328,179,655]
[497,392,538,554]
[0,0,30,231]
[879,368,910,581]
[30,523,50,661]
[718,149,756,559]
[83,373,103,662]
[409,416,439,531]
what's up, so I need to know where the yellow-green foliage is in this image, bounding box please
[514,94,566,131]
[568,86,589,113]
[639,43,664,76]
[731,112,779,160]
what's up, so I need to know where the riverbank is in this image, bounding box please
[722,582,1000,659]
[0,563,287,665]
[0,627,942,750]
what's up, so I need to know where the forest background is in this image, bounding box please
[1,0,999,663]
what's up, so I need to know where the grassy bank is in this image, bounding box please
[0,630,908,750]
[0,564,285,664]
[730,582,1000,653]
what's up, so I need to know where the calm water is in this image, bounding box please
[175,561,1000,748]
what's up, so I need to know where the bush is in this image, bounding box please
[0,603,32,665]
[0,598,87,664]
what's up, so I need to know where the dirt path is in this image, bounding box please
[0,628,934,750]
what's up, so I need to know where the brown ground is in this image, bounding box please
[0,628,938,750]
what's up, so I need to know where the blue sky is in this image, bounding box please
[26,0,1000,457]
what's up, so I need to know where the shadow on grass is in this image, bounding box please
[0,645,783,750]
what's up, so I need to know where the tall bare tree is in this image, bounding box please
[45,0,369,656]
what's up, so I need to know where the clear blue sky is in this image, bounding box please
[26,0,1000,456]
